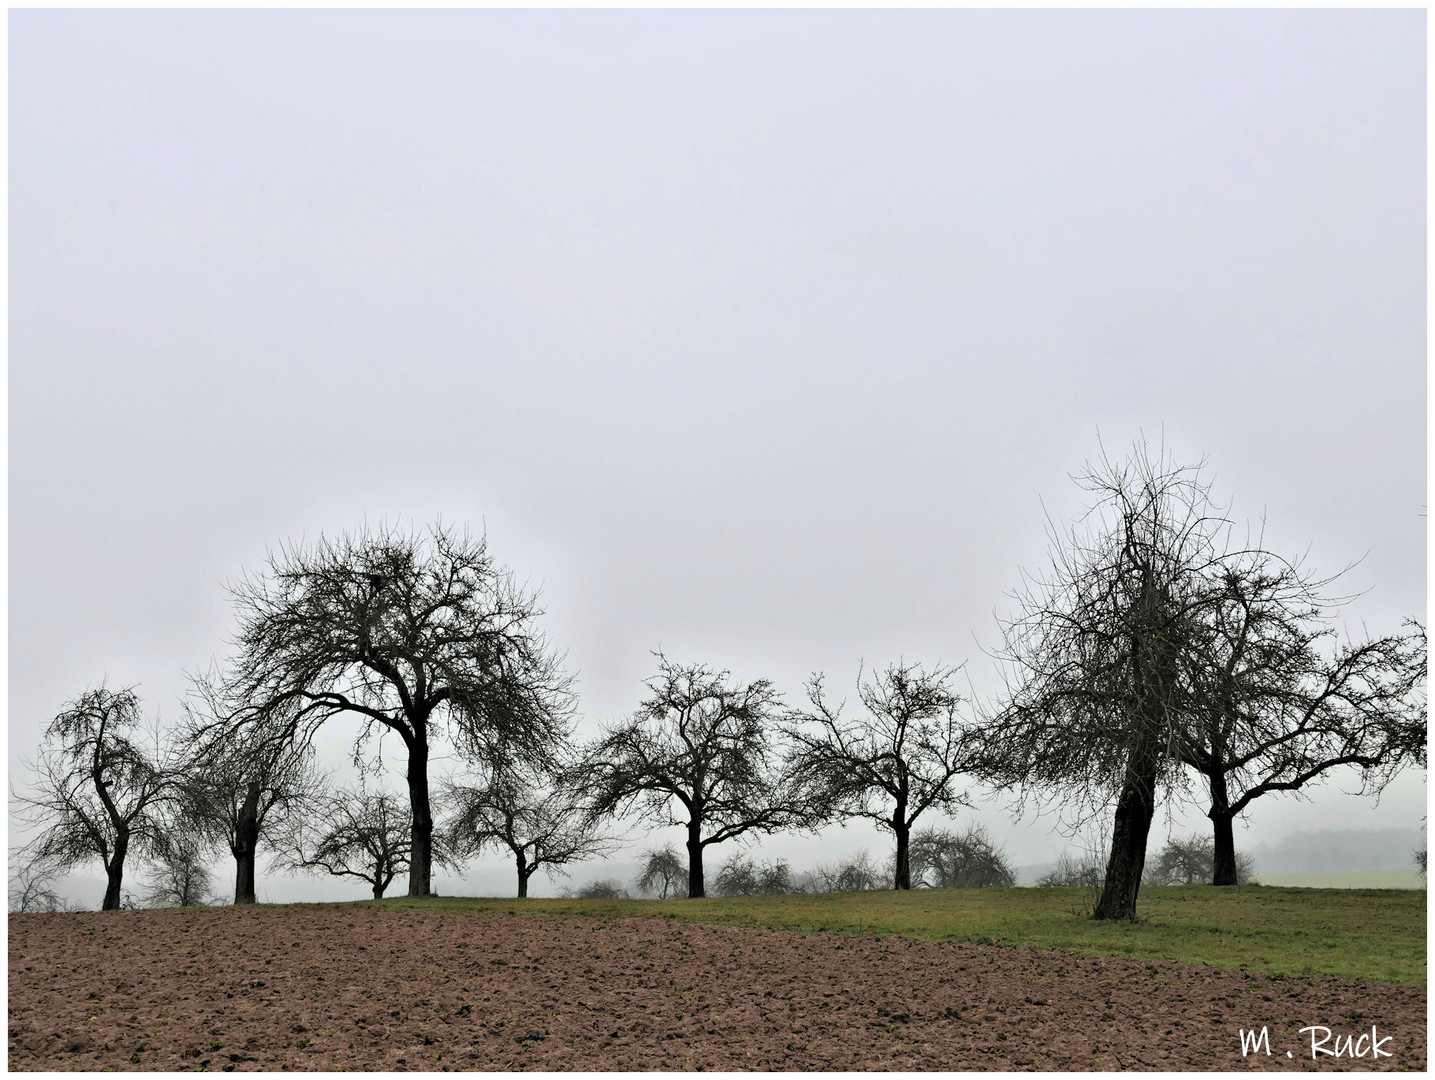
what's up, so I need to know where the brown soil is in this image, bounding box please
[8,906,1425,1071]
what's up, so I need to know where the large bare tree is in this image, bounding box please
[578,655,805,898]
[14,686,175,910]
[785,662,978,889]
[214,522,572,897]
[981,443,1236,921]
[1179,561,1426,884]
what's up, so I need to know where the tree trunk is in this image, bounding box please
[686,823,705,900]
[233,780,262,905]
[517,853,531,899]
[1094,736,1159,921]
[373,879,386,900]
[102,830,129,911]
[892,809,912,890]
[1207,770,1238,886]
[406,737,433,897]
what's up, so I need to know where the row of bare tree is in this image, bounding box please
[13,440,1426,921]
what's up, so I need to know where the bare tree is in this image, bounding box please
[785,663,978,889]
[14,686,175,910]
[906,825,1016,888]
[179,683,325,904]
[214,522,573,897]
[277,788,415,899]
[443,763,612,898]
[1035,851,1105,889]
[634,845,687,899]
[1145,834,1257,886]
[560,878,629,899]
[8,854,69,913]
[1179,559,1426,885]
[980,443,1236,920]
[799,849,883,893]
[141,830,219,908]
[578,654,806,899]
[713,854,794,896]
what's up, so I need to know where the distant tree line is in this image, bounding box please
[12,441,1426,922]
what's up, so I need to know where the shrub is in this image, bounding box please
[561,878,629,899]
[1035,850,1105,889]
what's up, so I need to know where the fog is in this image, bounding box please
[9,9,1425,906]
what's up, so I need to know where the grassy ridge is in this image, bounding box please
[377,885,1426,985]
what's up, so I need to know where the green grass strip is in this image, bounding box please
[368,884,1425,985]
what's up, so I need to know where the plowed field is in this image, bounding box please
[8,906,1425,1071]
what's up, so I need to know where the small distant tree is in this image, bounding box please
[713,854,793,896]
[634,845,687,899]
[278,789,415,899]
[786,663,978,890]
[141,831,219,908]
[1145,834,1257,886]
[906,825,1016,889]
[444,763,612,898]
[801,849,883,893]
[1035,850,1106,889]
[14,686,175,911]
[579,655,806,899]
[561,878,629,899]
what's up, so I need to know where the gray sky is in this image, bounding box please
[9,9,1426,904]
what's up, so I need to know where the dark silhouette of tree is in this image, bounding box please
[785,663,977,889]
[14,686,175,911]
[443,763,612,898]
[634,845,687,899]
[1179,559,1426,884]
[179,684,325,904]
[980,443,1236,921]
[277,788,415,899]
[906,825,1016,888]
[578,654,804,899]
[214,522,572,897]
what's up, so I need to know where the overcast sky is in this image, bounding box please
[9,9,1426,904]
